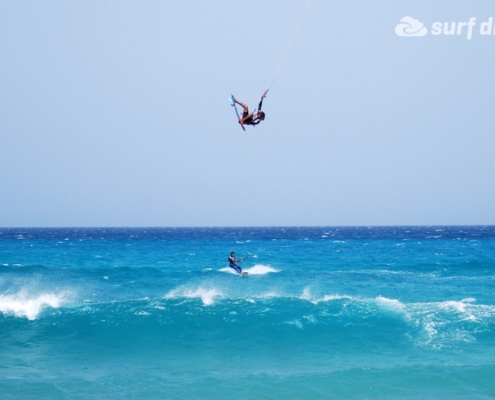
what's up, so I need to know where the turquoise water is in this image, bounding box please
[1,227,494,399]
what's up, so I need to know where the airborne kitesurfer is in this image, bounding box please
[232,96,266,126]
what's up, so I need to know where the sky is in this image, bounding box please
[1,1,494,227]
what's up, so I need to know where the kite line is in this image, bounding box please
[264,0,315,92]
[230,0,314,129]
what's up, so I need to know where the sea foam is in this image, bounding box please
[219,264,279,275]
[243,264,279,275]
[0,291,67,320]
[164,287,223,306]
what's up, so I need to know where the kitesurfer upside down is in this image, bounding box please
[233,97,265,126]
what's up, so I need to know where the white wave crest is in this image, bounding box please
[164,287,223,306]
[375,296,407,314]
[243,264,279,275]
[319,294,355,303]
[438,298,478,321]
[219,264,280,276]
[301,287,355,304]
[0,291,67,320]
[301,287,313,301]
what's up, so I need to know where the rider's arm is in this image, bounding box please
[257,98,264,111]
[241,113,253,124]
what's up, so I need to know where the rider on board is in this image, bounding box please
[228,251,243,274]
[232,95,266,126]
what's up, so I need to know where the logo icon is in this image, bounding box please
[395,16,428,37]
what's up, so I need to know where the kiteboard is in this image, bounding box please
[242,271,249,277]
[229,94,245,131]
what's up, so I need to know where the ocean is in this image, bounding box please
[1,226,494,399]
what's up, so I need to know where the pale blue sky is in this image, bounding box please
[1,1,494,226]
